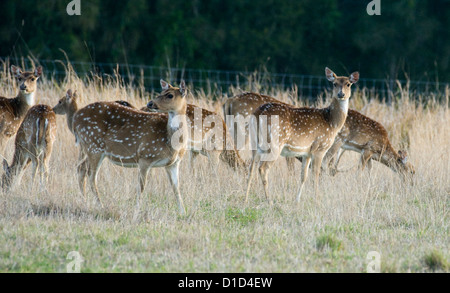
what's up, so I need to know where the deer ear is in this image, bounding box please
[160,79,170,90]
[35,66,43,78]
[66,89,73,98]
[325,67,337,82]
[11,65,22,77]
[350,72,360,84]
[180,80,186,97]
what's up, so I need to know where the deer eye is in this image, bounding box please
[333,83,337,87]
[347,83,351,87]
[167,94,174,99]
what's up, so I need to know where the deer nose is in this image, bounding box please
[147,101,156,109]
[338,92,345,99]
[20,84,27,91]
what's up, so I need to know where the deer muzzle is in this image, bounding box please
[147,101,159,112]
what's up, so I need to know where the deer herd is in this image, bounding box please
[0,65,415,214]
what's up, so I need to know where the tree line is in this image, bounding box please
[0,0,449,82]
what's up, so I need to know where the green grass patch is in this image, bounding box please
[422,250,448,272]
[225,207,260,227]
[316,233,343,252]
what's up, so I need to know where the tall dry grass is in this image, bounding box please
[0,61,448,273]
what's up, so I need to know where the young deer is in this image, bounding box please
[245,68,359,203]
[2,105,57,191]
[145,102,246,173]
[0,66,43,154]
[222,92,296,170]
[53,89,79,134]
[70,80,189,214]
[323,109,415,177]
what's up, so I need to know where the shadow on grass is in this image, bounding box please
[28,201,122,221]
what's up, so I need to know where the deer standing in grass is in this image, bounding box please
[2,105,56,191]
[0,66,43,154]
[245,68,359,203]
[68,81,189,214]
[223,92,296,170]
[323,109,415,178]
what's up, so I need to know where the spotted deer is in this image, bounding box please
[245,68,359,203]
[222,92,296,170]
[70,80,189,214]
[53,89,100,202]
[323,109,415,178]
[145,102,246,173]
[0,66,43,154]
[2,105,56,191]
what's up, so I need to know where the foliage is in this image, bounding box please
[0,0,449,81]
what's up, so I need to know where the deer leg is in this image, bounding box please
[245,150,259,203]
[332,149,346,174]
[5,156,29,192]
[39,154,51,192]
[312,153,326,200]
[206,151,220,179]
[259,160,276,204]
[86,154,105,207]
[165,160,185,215]
[324,140,344,176]
[30,159,38,191]
[16,157,31,190]
[360,150,373,171]
[296,156,312,203]
[41,143,53,191]
[367,158,373,172]
[285,157,296,172]
[43,153,51,186]
[135,164,150,212]
[0,137,8,156]
[189,151,199,176]
[76,152,88,199]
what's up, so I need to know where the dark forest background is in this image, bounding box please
[0,0,449,81]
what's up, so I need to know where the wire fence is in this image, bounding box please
[2,57,448,102]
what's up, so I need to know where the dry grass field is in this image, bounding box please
[0,64,448,273]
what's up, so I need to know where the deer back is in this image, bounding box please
[15,105,56,152]
[72,102,183,166]
[224,92,285,117]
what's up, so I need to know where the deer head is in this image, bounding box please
[147,80,187,114]
[326,67,359,101]
[397,150,415,175]
[53,89,78,115]
[11,65,42,95]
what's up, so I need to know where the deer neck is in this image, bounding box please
[19,91,36,107]
[167,106,189,150]
[66,103,79,134]
[14,91,35,117]
[327,97,349,129]
[379,144,401,172]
